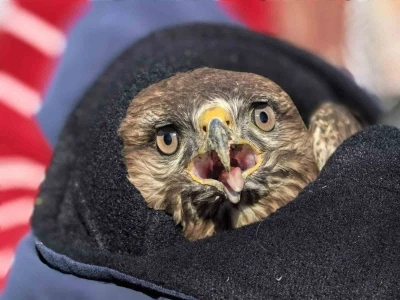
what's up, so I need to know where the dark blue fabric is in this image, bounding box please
[34,237,195,300]
[1,234,154,300]
[37,1,239,146]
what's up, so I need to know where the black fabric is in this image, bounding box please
[2,234,156,300]
[31,24,398,299]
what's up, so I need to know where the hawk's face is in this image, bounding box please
[119,68,318,240]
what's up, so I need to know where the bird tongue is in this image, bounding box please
[219,167,244,204]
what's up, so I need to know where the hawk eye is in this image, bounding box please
[156,126,179,155]
[252,103,276,131]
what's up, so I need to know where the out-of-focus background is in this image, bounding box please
[0,0,399,292]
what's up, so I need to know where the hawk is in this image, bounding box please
[119,68,361,241]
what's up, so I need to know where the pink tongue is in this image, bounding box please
[219,167,244,193]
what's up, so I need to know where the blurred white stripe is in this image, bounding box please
[344,0,400,101]
[0,248,14,278]
[0,197,34,231]
[0,1,66,57]
[0,157,45,191]
[0,72,41,117]
[0,0,10,21]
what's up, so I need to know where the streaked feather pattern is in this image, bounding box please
[119,68,361,240]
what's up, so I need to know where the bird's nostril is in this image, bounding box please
[202,126,207,133]
[226,120,230,126]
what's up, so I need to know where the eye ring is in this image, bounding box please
[252,103,276,131]
[156,126,179,155]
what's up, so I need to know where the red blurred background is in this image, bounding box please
[0,0,399,291]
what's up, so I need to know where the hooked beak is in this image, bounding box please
[186,107,262,204]
[206,118,232,173]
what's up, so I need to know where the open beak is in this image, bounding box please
[186,107,262,204]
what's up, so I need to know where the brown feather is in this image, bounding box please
[309,102,362,170]
[119,68,320,241]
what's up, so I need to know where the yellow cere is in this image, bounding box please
[198,107,233,133]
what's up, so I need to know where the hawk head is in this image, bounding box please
[119,68,319,240]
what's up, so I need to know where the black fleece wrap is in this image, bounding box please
[32,24,400,299]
